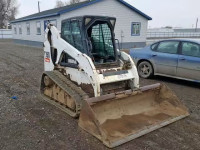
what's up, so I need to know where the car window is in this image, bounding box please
[151,43,158,51]
[157,41,179,54]
[182,42,200,58]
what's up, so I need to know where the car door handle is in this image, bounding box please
[152,54,157,57]
[179,57,186,60]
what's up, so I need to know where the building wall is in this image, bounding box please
[12,0,149,48]
[60,0,148,48]
[12,16,61,42]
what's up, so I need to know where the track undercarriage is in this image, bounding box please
[41,71,88,117]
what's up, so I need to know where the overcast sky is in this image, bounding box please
[17,0,200,28]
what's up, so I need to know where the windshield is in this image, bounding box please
[87,22,116,64]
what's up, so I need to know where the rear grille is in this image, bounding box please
[100,81,129,95]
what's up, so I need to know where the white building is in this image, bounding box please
[11,0,152,48]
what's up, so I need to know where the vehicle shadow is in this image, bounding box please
[151,75,200,89]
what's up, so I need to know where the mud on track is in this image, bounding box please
[0,40,199,150]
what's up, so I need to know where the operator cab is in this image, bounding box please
[61,16,118,66]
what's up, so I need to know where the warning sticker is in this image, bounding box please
[45,52,50,63]
[45,58,50,63]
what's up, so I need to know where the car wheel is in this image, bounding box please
[138,61,153,79]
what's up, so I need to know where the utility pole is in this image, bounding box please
[38,1,40,13]
[195,18,198,32]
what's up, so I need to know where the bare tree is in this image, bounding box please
[55,0,83,8]
[69,0,80,5]
[0,0,18,28]
[55,0,66,8]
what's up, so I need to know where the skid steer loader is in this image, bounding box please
[41,16,189,148]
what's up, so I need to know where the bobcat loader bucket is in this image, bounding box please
[79,83,189,148]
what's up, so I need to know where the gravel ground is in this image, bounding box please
[0,40,199,150]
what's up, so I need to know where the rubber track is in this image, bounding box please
[41,70,88,118]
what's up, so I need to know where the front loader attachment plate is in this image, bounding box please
[79,84,189,148]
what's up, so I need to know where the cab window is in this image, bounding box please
[62,21,73,45]
[90,23,114,57]
[61,20,84,52]
[71,21,84,52]
[87,21,116,63]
